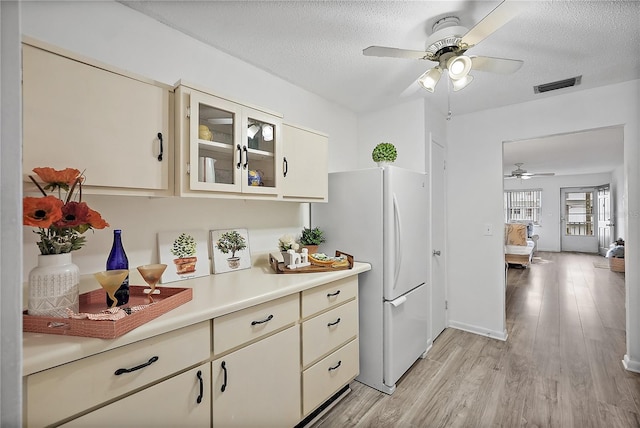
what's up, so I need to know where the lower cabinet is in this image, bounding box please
[212,325,301,427]
[61,364,211,427]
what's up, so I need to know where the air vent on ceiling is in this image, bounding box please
[534,75,582,94]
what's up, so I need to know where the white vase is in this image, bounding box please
[376,161,393,167]
[28,253,80,318]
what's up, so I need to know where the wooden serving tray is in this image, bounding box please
[23,285,192,339]
[270,250,354,274]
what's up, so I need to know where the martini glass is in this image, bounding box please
[137,264,167,302]
[94,270,129,308]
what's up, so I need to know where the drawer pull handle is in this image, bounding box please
[196,370,204,404]
[327,290,341,298]
[114,356,159,375]
[283,157,288,177]
[327,317,341,327]
[157,132,163,161]
[251,314,274,326]
[328,360,342,371]
[221,361,228,392]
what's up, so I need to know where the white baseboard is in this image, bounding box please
[623,354,640,373]
[448,320,508,341]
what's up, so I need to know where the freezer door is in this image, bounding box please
[383,166,429,300]
[383,283,430,389]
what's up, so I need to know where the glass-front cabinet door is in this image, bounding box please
[188,91,281,196]
[242,107,281,195]
[189,92,242,192]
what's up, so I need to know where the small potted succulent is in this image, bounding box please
[215,230,247,269]
[299,227,325,255]
[372,142,397,166]
[171,232,198,274]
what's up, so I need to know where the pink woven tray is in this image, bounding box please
[23,285,192,339]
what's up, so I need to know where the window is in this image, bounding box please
[504,189,542,225]
[564,191,594,236]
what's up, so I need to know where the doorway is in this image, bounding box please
[560,187,599,253]
[597,184,614,256]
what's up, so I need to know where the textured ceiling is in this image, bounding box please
[121,0,638,176]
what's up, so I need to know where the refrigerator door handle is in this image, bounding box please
[393,193,402,290]
[388,295,407,307]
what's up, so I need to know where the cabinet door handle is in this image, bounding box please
[236,144,242,169]
[243,146,248,169]
[221,361,228,392]
[157,132,163,161]
[114,356,159,375]
[251,314,274,326]
[283,157,288,177]
[327,317,341,327]
[327,290,341,298]
[196,370,204,404]
[328,360,342,371]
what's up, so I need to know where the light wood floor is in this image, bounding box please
[312,252,640,427]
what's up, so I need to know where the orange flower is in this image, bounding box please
[33,167,81,192]
[23,195,63,228]
[87,207,109,229]
[54,201,90,228]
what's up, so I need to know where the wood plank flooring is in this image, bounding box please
[312,252,640,427]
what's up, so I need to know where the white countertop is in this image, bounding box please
[23,255,371,376]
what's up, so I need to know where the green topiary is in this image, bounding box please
[171,233,197,258]
[299,227,326,246]
[215,230,247,258]
[372,142,397,163]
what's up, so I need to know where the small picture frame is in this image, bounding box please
[158,229,210,283]
[211,228,251,274]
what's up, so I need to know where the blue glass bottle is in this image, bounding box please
[106,229,129,306]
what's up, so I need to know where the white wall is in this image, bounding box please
[356,98,426,172]
[447,80,640,366]
[504,172,613,252]
[20,1,361,280]
[612,164,626,240]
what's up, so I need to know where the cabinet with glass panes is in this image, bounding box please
[174,82,282,199]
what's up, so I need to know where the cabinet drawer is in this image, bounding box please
[302,338,359,416]
[302,299,358,367]
[301,277,357,319]
[26,322,210,427]
[213,293,299,355]
[62,364,211,427]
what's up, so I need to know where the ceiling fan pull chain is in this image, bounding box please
[447,73,453,120]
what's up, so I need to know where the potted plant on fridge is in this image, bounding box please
[299,227,325,255]
[371,142,397,166]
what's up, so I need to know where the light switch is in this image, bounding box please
[484,223,493,236]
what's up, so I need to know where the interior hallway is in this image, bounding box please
[313,252,640,427]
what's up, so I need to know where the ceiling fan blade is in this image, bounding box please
[531,173,555,177]
[471,56,523,74]
[459,0,523,49]
[363,46,430,60]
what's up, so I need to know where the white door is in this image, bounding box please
[430,138,447,340]
[382,167,428,300]
[597,184,614,256]
[560,187,599,253]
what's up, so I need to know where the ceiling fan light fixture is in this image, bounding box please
[418,67,443,92]
[451,74,474,91]
[446,55,472,79]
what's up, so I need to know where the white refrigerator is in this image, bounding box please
[311,166,430,394]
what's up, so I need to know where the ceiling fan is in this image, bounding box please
[505,163,555,180]
[363,0,524,93]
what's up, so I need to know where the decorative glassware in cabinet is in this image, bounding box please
[196,101,236,186]
[245,117,277,190]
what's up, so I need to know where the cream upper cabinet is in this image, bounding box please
[282,123,329,202]
[22,40,173,197]
[175,82,283,199]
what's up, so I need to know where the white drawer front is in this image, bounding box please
[301,277,357,319]
[26,322,210,427]
[213,293,299,355]
[302,338,359,416]
[302,299,358,367]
